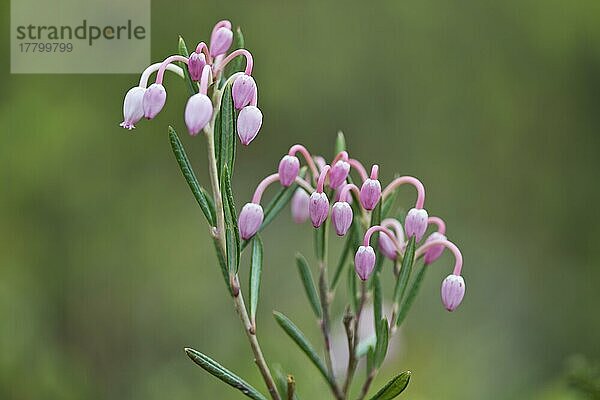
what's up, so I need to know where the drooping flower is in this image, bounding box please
[120,86,146,129]
[142,83,167,119]
[238,203,264,240]
[331,201,353,236]
[405,208,429,242]
[210,26,233,57]
[423,232,447,265]
[278,155,300,187]
[329,160,350,189]
[360,165,381,210]
[237,106,263,145]
[309,192,329,228]
[441,274,465,311]
[291,188,310,223]
[184,93,213,136]
[355,245,376,280]
[232,74,257,110]
[187,52,206,81]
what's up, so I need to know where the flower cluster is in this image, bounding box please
[240,144,466,311]
[120,20,263,145]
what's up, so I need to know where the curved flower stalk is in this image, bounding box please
[121,19,467,400]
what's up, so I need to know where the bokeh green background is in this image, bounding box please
[2,1,600,399]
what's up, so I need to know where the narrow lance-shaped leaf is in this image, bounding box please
[396,262,428,327]
[273,311,333,386]
[373,273,383,334]
[381,188,398,218]
[224,27,245,79]
[221,165,240,273]
[331,228,353,289]
[177,36,199,95]
[392,237,416,308]
[249,235,263,324]
[215,83,237,178]
[295,253,322,318]
[185,348,268,400]
[213,238,233,295]
[314,220,328,262]
[368,371,411,400]
[374,318,389,368]
[168,126,215,226]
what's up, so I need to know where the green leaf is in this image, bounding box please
[177,36,199,95]
[221,165,240,273]
[368,371,411,400]
[224,27,246,79]
[373,274,383,334]
[314,220,328,262]
[335,131,346,154]
[367,346,375,374]
[295,253,322,318]
[273,311,332,386]
[392,237,416,311]
[249,235,263,324]
[331,230,352,289]
[185,348,268,400]
[396,262,428,327]
[216,83,237,177]
[381,189,398,218]
[374,318,389,368]
[168,126,215,226]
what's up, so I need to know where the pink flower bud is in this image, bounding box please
[423,232,447,265]
[291,188,310,223]
[359,178,381,210]
[278,155,300,187]
[379,232,400,260]
[142,83,167,119]
[237,106,263,145]
[404,208,429,242]
[354,245,376,281]
[309,192,329,228]
[441,274,465,311]
[210,26,233,57]
[120,86,146,130]
[232,74,257,110]
[238,203,264,240]
[329,160,350,189]
[331,202,353,236]
[187,52,206,81]
[184,93,213,136]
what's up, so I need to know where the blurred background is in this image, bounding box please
[2,0,600,399]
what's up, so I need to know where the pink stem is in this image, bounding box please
[363,225,403,251]
[428,216,446,235]
[139,63,184,87]
[347,159,368,182]
[288,144,320,181]
[338,183,360,202]
[156,55,189,84]
[317,165,331,193]
[214,49,254,75]
[195,41,212,63]
[370,165,379,180]
[331,151,349,165]
[381,218,405,244]
[415,239,463,275]
[199,65,212,95]
[252,174,314,204]
[381,176,426,209]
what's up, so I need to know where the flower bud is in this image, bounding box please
[238,203,264,240]
[237,106,263,145]
[120,86,146,130]
[359,178,381,210]
[210,26,233,57]
[278,155,300,187]
[441,274,465,311]
[142,83,167,119]
[329,160,350,189]
[309,192,329,228]
[379,232,400,260]
[423,232,447,265]
[291,188,310,223]
[187,52,206,81]
[184,93,213,136]
[354,245,376,281]
[331,202,353,236]
[232,74,257,110]
[404,208,428,242]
